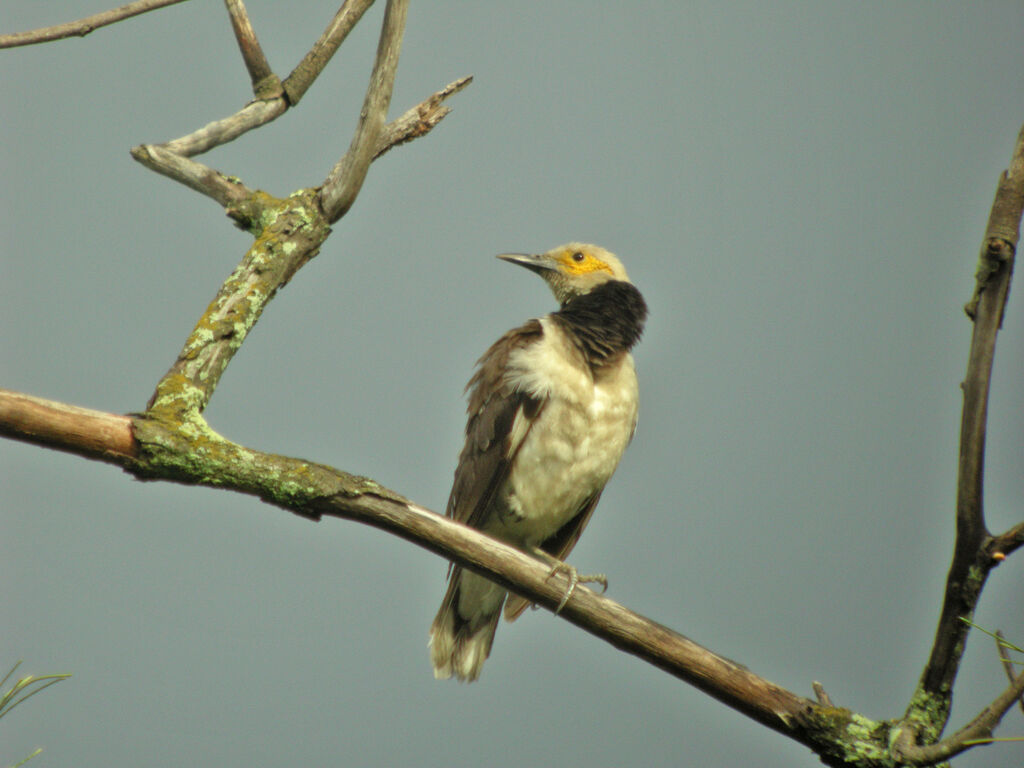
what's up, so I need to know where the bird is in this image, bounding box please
[429,242,647,682]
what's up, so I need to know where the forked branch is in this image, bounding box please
[320,0,408,222]
[902,122,1024,750]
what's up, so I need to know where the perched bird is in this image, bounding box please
[429,243,647,682]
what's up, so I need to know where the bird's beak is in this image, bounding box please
[496,252,558,275]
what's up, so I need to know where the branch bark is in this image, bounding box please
[994,630,1024,716]
[224,0,278,97]
[0,391,134,461]
[132,77,470,205]
[902,123,1024,748]
[283,0,377,106]
[129,2,374,159]
[0,0,188,49]
[320,0,408,222]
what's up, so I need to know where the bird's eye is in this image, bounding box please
[571,252,585,262]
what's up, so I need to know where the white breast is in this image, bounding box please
[491,317,639,547]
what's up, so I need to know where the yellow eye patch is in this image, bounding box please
[558,249,614,276]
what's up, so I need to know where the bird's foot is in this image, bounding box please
[530,548,608,614]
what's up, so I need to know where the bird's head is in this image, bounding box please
[497,243,630,305]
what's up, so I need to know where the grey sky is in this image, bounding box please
[3,2,1023,766]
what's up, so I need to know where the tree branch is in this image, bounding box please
[131,78,468,205]
[6,1,1023,762]
[0,385,844,756]
[994,630,1024,716]
[129,144,254,206]
[990,521,1024,559]
[129,2,376,159]
[895,667,1024,765]
[0,390,134,462]
[904,123,1024,745]
[373,76,473,160]
[0,0,188,49]
[320,0,408,222]
[282,0,377,107]
[223,0,279,98]
[146,98,289,159]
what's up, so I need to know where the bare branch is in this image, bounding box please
[132,78,467,202]
[320,0,408,223]
[373,76,473,160]
[995,631,1024,716]
[223,0,279,97]
[0,389,134,462]
[129,2,373,158]
[0,0,188,49]
[155,98,288,159]
[130,144,253,206]
[283,0,377,106]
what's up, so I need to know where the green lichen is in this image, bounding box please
[132,186,342,512]
[903,684,950,745]
[800,706,901,767]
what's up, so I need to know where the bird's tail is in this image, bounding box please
[429,566,505,682]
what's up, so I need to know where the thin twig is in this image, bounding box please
[133,79,468,202]
[223,0,278,97]
[320,0,408,222]
[282,0,377,106]
[130,2,374,158]
[0,0,188,49]
[373,76,473,160]
[811,681,833,707]
[994,631,1024,715]
[991,521,1024,559]
[157,98,288,158]
[130,144,254,206]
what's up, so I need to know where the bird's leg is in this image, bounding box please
[529,547,608,614]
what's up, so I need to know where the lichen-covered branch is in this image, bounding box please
[895,667,1024,765]
[147,188,330,414]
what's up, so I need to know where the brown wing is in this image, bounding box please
[447,319,546,531]
[503,490,603,621]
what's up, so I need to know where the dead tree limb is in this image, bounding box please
[0,0,188,49]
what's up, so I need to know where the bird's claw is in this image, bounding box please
[532,550,607,614]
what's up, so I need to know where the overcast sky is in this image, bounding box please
[3,2,1023,766]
